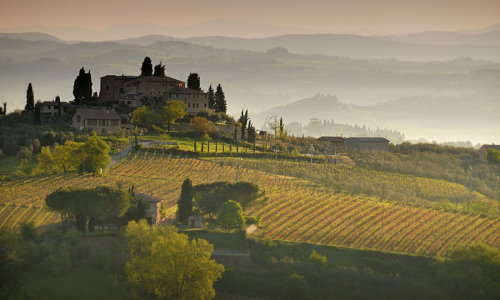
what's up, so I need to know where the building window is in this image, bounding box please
[204,104,207,108]
[77,115,81,122]
[106,85,110,91]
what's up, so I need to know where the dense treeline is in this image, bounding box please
[0,124,74,157]
[36,133,110,174]
[45,186,131,232]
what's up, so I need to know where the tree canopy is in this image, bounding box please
[187,73,201,90]
[177,178,193,223]
[141,57,153,76]
[25,83,34,112]
[73,67,92,103]
[35,133,110,175]
[45,186,131,232]
[437,243,500,299]
[217,200,245,229]
[124,220,224,299]
[190,116,212,136]
[153,62,165,77]
[214,84,227,113]
[161,100,187,133]
[207,85,216,110]
[193,181,260,217]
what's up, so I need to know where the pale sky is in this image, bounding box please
[1,0,500,35]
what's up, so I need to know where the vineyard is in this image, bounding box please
[0,150,498,256]
[208,157,498,216]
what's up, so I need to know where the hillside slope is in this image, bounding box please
[1,151,497,256]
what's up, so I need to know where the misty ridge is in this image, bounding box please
[1,22,500,144]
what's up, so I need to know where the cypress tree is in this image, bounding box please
[141,57,153,76]
[238,109,249,140]
[73,67,92,104]
[25,83,34,112]
[214,84,227,113]
[34,101,41,125]
[207,85,216,110]
[187,73,201,90]
[177,178,193,223]
[55,95,61,118]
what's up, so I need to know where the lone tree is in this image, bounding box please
[214,84,227,113]
[124,220,224,299]
[187,73,201,90]
[189,116,212,136]
[177,178,193,223]
[25,83,34,112]
[153,62,165,77]
[247,120,256,143]
[207,85,216,110]
[73,67,92,103]
[141,57,153,76]
[217,200,245,229]
[161,100,187,133]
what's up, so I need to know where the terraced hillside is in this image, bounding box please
[0,150,498,256]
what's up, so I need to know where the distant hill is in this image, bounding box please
[253,93,500,143]
[1,37,499,143]
[183,33,500,61]
[0,32,62,42]
[378,30,500,46]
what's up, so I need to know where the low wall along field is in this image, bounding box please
[0,150,498,256]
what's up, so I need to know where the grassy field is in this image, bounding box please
[1,150,498,256]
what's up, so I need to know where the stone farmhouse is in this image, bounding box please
[99,74,209,114]
[135,193,163,224]
[344,137,390,151]
[40,101,72,116]
[317,136,345,148]
[72,108,121,133]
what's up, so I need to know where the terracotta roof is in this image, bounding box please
[76,108,120,120]
[345,137,390,143]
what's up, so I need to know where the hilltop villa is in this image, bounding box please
[99,74,209,114]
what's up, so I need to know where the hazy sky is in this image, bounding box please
[1,0,500,35]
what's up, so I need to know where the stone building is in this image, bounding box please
[72,108,121,133]
[40,101,72,116]
[135,193,163,225]
[318,136,345,147]
[99,74,209,114]
[344,137,390,151]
